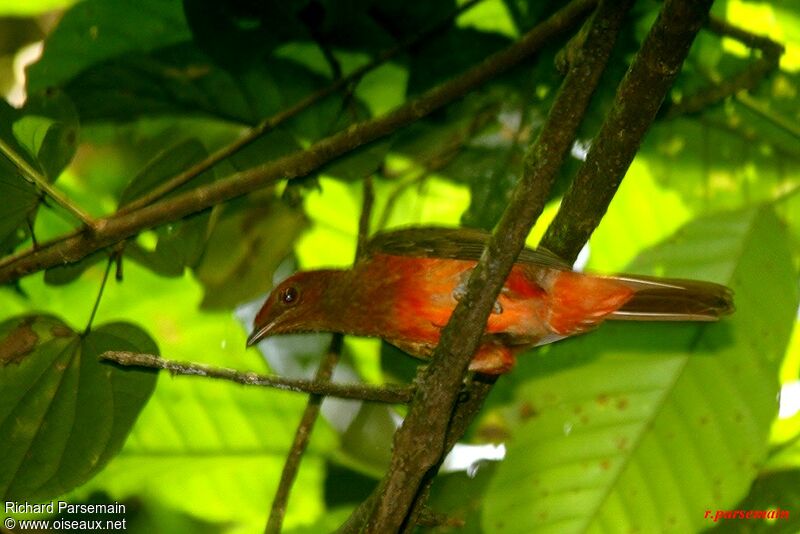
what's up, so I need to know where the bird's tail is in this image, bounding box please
[608,274,734,322]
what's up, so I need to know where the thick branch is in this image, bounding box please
[542,0,715,263]
[355,1,634,531]
[101,351,413,404]
[0,0,595,285]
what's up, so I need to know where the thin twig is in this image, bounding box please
[265,335,344,534]
[0,137,97,231]
[266,177,375,533]
[101,351,413,403]
[735,91,800,140]
[663,15,784,118]
[349,1,632,531]
[0,0,595,285]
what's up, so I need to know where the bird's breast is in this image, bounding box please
[361,254,550,351]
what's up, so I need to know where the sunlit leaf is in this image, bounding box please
[194,195,307,309]
[0,0,75,15]
[482,206,798,533]
[0,316,158,501]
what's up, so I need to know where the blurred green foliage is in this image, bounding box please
[0,0,798,532]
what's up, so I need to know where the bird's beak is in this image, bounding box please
[246,321,275,347]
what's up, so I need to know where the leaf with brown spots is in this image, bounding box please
[0,316,158,501]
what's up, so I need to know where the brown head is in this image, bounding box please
[246,269,347,346]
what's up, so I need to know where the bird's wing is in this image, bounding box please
[365,226,571,269]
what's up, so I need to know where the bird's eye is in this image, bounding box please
[280,286,299,305]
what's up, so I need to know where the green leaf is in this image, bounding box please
[0,316,158,501]
[27,0,191,93]
[0,91,79,255]
[1,260,337,530]
[182,0,309,70]
[118,138,216,277]
[12,90,80,180]
[406,28,510,96]
[194,196,308,309]
[482,206,798,533]
[118,138,214,207]
[227,128,302,172]
[60,42,345,137]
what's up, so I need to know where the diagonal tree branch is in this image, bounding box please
[542,0,715,263]
[351,1,636,531]
[0,0,596,286]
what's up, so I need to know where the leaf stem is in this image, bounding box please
[84,255,113,335]
[100,351,413,403]
[0,137,98,231]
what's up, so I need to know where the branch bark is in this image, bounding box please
[101,351,413,403]
[348,1,635,531]
[0,0,595,285]
[542,0,715,263]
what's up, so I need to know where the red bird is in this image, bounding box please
[248,227,733,374]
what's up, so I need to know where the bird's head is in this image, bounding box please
[247,269,344,346]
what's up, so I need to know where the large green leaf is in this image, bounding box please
[482,206,798,533]
[0,316,158,500]
[0,91,79,254]
[27,0,191,93]
[57,40,350,144]
[0,260,337,531]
